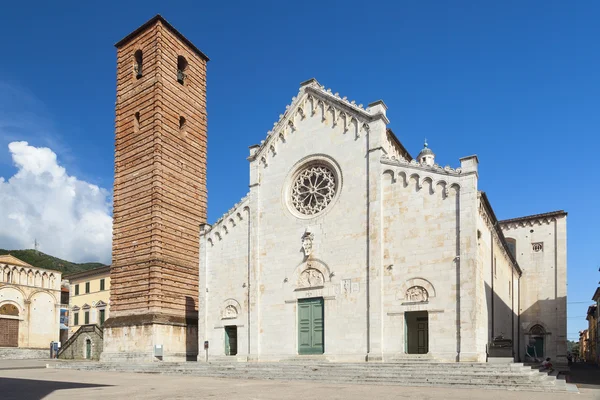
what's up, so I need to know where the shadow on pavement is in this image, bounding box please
[0,377,112,400]
[566,363,600,390]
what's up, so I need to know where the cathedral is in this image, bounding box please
[198,79,567,363]
[104,15,567,364]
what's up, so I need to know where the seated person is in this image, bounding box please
[541,357,554,371]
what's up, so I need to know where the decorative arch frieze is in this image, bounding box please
[203,197,250,246]
[500,217,559,231]
[382,168,460,199]
[250,80,376,171]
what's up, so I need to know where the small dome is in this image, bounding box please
[417,140,435,158]
[417,140,436,166]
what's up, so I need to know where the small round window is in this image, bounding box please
[290,163,337,216]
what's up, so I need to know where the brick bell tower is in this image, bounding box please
[102,15,208,362]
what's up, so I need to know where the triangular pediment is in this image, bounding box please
[0,255,34,268]
[95,300,107,307]
[249,78,387,166]
[82,303,91,309]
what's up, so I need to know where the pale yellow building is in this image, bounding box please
[64,266,110,336]
[0,255,61,348]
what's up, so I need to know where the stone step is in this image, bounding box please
[57,363,539,376]
[51,362,545,378]
[92,360,532,369]
[47,361,569,392]
[126,371,567,391]
[72,366,559,385]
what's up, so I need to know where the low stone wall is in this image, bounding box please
[0,347,49,359]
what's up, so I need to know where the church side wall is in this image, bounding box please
[477,207,519,358]
[381,168,462,361]
[501,215,567,363]
[200,202,250,359]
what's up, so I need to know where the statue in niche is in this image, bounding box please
[222,305,237,319]
[406,286,428,302]
[299,268,324,288]
[301,230,314,258]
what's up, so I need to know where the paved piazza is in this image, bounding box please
[0,360,597,400]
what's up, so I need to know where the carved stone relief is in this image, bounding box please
[298,268,324,288]
[406,286,428,303]
[342,279,351,294]
[222,305,238,319]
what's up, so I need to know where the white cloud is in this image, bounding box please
[0,141,112,264]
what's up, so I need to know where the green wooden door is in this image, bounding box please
[85,340,91,359]
[224,326,237,356]
[533,337,544,358]
[298,298,324,355]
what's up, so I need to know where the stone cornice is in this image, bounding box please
[63,265,110,281]
[499,210,567,230]
[381,154,463,176]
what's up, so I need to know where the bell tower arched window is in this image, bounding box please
[134,50,143,79]
[177,56,188,84]
[134,112,140,133]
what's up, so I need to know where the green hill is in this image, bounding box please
[0,249,106,274]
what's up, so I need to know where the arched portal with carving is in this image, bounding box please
[405,286,429,303]
[298,268,324,288]
[291,259,331,290]
[221,298,241,320]
[397,278,436,302]
[0,303,19,316]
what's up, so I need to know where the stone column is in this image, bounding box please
[24,299,31,348]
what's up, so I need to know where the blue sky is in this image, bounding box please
[0,1,598,341]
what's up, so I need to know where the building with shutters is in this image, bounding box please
[0,255,61,348]
[64,266,111,337]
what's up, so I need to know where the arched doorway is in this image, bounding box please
[0,304,19,347]
[85,339,92,359]
[528,324,546,359]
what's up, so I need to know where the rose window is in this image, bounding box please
[291,165,337,216]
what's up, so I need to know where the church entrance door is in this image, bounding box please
[224,326,238,356]
[405,311,428,354]
[0,318,18,347]
[298,297,324,355]
[533,337,544,358]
